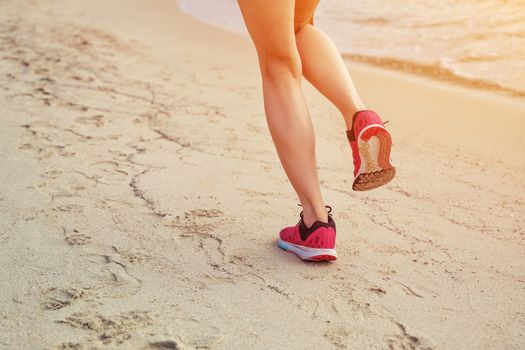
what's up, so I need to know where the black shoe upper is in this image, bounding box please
[297,204,336,242]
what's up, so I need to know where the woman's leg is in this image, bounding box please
[295,23,367,130]
[237,0,328,226]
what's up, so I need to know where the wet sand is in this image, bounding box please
[0,0,524,349]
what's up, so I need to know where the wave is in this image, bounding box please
[342,53,525,98]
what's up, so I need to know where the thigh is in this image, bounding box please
[237,0,297,61]
[294,0,320,32]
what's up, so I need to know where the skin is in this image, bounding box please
[237,0,366,227]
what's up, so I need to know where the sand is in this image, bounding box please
[0,0,524,349]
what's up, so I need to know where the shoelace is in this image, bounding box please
[297,203,332,218]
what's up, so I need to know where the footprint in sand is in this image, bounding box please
[47,342,84,350]
[63,226,92,245]
[385,323,434,350]
[65,232,92,246]
[111,246,147,264]
[324,327,352,349]
[52,204,84,213]
[178,323,224,349]
[57,311,152,346]
[369,286,387,295]
[186,209,223,218]
[88,254,143,298]
[27,120,56,128]
[40,286,89,311]
[145,340,179,350]
[90,160,128,176]
[42,169,63,179]
[75,114,104,127]
[40,144,76,159]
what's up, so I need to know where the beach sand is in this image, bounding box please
[1,0,524,348]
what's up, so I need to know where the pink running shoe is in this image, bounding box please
[346,109,396,191]
[277,205,337,261]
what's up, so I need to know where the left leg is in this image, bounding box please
[295,23,367,130]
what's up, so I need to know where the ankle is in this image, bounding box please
[300,204,329,228]
[344,106,368,130]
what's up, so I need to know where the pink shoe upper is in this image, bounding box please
[346,110,386,177]
[279,210,336,250]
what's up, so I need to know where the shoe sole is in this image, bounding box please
[277,239,337,261]
[353,124,396,191]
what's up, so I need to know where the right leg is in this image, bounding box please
[237,0,328,226]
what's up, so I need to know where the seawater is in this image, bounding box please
[179,0,525,97]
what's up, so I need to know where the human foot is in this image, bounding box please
[277,205,337,261]
[346,110,396,191]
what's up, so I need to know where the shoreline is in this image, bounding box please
[1,0,524,348]
[342,53,525,99]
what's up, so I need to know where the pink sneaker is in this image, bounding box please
[277,205,337,261]
[346,109,396,191]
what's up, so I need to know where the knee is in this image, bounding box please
[258,49,302,82]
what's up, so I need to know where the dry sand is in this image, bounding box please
[1,0,524,349]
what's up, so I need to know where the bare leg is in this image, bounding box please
[237,0,328,225]
[295,24,367,130]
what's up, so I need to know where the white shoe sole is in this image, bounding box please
[353,124,396,191]
[277,239,337,261]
